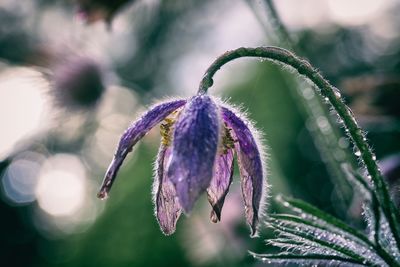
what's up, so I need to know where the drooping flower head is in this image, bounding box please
[98,94,267,236]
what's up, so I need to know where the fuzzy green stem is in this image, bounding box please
[197,46,400,251]
[263,0,294,50]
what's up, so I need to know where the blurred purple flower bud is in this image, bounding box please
[53,56,105,109]
[76,0,136,24]
[99,95,267,236]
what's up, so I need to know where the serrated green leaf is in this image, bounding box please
[267,236,349,258]
[276,195,372,245]
[272,196,397,266]
[250,251,365,266]
[268,217,382,266]
[270,214,371,247]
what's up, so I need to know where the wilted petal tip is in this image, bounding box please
[210,210,220,223]
[250,229,260,238]
[97,191,108,200]
[97,155,125,200]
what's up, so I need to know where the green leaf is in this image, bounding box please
[267,217,382,265]
[266,236,349,258]
[270,214,370,248]
[340,165,400,260]
[276,195,372,245]
[272,196,398,266]
[250,252,364,266]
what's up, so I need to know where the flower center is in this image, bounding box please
[221,124,235,154]
[160,112,178,146]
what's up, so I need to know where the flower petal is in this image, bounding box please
[207,148,234,223]
[168,95,220,213]
[153,145,182,235]
[221,106,265,236]
[98,99,186,199]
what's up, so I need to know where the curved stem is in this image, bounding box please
[197,46,400,252]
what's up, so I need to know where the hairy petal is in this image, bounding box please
[168,95,220,213]
[207,149,234,223]
[221,106,265,236]
[98,99,186,199]
[153,145,182,235]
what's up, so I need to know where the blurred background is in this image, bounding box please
[1,0,400,266]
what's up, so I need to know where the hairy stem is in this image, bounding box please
[263,0,294,50]
[197,46,400,252]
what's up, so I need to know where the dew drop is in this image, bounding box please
[333,88,341,98]
[354,150,361,157]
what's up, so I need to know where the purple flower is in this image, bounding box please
[98,95,267,236]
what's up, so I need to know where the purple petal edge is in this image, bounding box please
[168,95,220,213]
[153,145,182,235]
[221,106,265,236]
[207,149,234,222]
[98,99,186,199]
